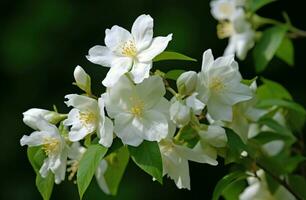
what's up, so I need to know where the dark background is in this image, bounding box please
[0,0,305,199]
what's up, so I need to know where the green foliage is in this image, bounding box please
[256,99,306,115]
[276,37,294,66]
[77,144,107,199]
[27,147,54,200]
[153,51,197,62]
[253,25,287,72]
[288,175,306,199]
[222,180,246,200]
[165,70,186,80]
[103,146,130,195]
[250,0,276,12]
[257,78,292,100]
[128,141,163,184]
[212,171,248,200]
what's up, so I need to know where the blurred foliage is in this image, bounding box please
[0,0,305,199]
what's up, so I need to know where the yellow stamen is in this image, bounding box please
[129,97,144,117]
[79,112,96,126]
[209,78,225,92]
[42,138,60,156]
[67,160,79,181]
[217,21,234,39]
[121,40,137,57]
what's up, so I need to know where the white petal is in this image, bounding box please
[185,93,205,115]
[102,57,132,87]
[69,126,90,142]
[207,97,233,121]
[113,113,143,146]
[74,65,90,92]
[130,61,152,84]
[20,131,47,146]
[23,108,58,130]
[137,34,172,62]
[201,49,214,71]
[105,25,133,52]
[98,117,114,148]
[64,94,98,112]
[198,125,227,148]
[95,160,110,194]
[169,100,191,127]
[176,142,218,165]
[68,142,86,160]
[131,14,154,52]
[262,140,284,156]
[86,45,115,67]
[39,159,51,178]
[53,153,67,184]
[140,110,168,142]
[136,75,166,109]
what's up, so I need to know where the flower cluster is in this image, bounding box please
[20,13,304,200]
[210,0,255,60]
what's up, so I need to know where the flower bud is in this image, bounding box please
[169,100,191,127]
[23,108,64,130]
[74,65,91,94]
[177,71,197,95]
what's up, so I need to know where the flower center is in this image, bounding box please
[217,21,234,39]
[79,111,96,126]
[130,99,144,117]
[219,3,233,16]
[209,77,225,92]
[42,138,60,156]
[121,40,137,57]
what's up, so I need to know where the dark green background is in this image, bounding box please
[1,0,305,199]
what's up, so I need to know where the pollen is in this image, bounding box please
[217,21,233,39]
[209,77,225,92]
[67,160,79,182]
[121,40,137,57]
[79,111,96,126]
[130,99,144,117]
[42,138,60,156]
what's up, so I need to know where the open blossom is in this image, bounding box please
[210,0,239,21]
[219,9,255,60]
[159,135,218,189]
[239,170,296,200]
[20,116,68,184]
[104,75,169,146]
[86,14,172,87]
[63,94,114,147]
[196,49,252,121]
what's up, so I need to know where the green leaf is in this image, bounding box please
[77,144,108,199]
[256,99,306,115]
[257,78,292,100]
[283,156,306,173]
[128,141,163,184]
[36,172,54,200]
[288,175,306,199]
[165,69,186,80]
[257,118,292,136]
[27,147,45,173]
[276,37,294,66]
[103,146,130,195]
[253,25,287,72]
[27,147,54,200]
[251,131,294,145]
[286,109,306,133]
[250,0,276,12]
[241,76,258,86]
[222,180,246,200]
[153,51,197,62]
[212,171,248,200]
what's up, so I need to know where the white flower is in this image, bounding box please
[198,125,227,160]
[104,75,169,146]
[177,71,198,95]
[217,9,255,60]
[73,65,91,94]
[63,94,114,147]
[23,108,65,130]
[239,170,296,200]
[210,0,238,21]
[20,116,68,184]
[86,14,172,87]
[185,93,205,115]
[169,100,191,127]
[196,49,253,121]
[159,139,218,190]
